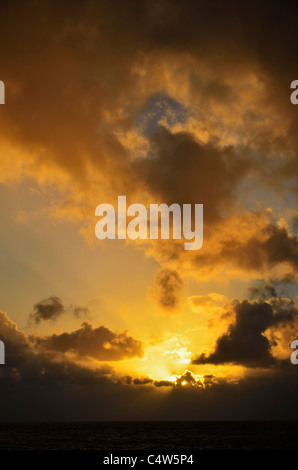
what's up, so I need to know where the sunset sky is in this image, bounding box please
[1,0,298,420]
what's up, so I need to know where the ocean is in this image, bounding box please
[0,421,296,450]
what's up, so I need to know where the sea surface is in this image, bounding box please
[0,421,296,450]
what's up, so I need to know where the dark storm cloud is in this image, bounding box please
[230,225,298,271]
[128,371,203,388]
[133,377,154,385]
[2,360,298,421]
[187,223,298,280]
[0,0,297,281]
[30,296,65,324]
[1,309,298,421]
[153,380,173,388]
[0,0,294,196]
[193,299,298,368]
[0,1,295,169]
[0,310,142,403]
[32,321,144,361]
[29,296,90,324]
[150,268,183,311]
[0,310,113,387]
[136,127,248,225]
[0,336,113,387]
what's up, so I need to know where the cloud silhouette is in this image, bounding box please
[193,299,298,367]
[32,321,144,361]
[150,268,183,311]
[30,296,65,324]
[29,296,90,324]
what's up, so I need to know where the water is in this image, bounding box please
[0,421,296,450]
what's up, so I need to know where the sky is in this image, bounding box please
[0,0,298,420]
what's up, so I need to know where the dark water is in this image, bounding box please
[0,421,297,450]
